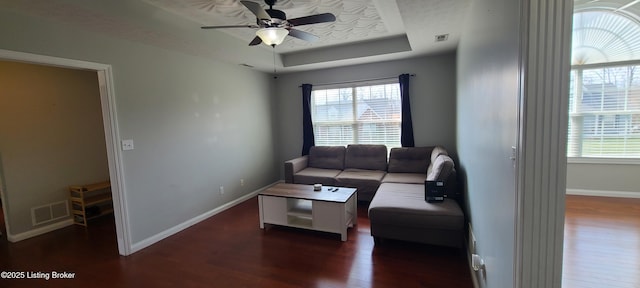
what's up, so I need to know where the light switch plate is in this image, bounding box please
[122,139,134,151]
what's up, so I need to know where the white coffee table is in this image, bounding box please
[258,183,357,241]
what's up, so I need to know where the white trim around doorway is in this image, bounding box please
[0,49,132,256]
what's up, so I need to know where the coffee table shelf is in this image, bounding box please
[258,183,357,241]
[288,199,312,217]
[287,216,313,228]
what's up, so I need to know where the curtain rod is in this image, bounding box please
[299,74,415,88]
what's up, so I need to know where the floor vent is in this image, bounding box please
[31,200,70,226]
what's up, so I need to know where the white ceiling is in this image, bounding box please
[0,0,471,72]
[139,0,472,72]
[142,0,395,53]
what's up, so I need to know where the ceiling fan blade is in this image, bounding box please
[287,29,319,42]
[240,0,271,20]
[287,13,336,26]
[201,25,259,29]
[249,36,263,46]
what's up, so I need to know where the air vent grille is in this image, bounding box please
[435,34,449,42]
[31,200,70,226]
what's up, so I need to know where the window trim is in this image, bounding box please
[571,59,640,70]
[568,9,640,163]
[568,60,640,163]
[567,157,640,165]
[310,80,402,148]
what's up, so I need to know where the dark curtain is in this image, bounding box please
[399,74,415,147]
[301,83,315,155]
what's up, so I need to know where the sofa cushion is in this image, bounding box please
[294,167,341,186]
[344,144,387,171]
[427,155,455,181]
[382,173,426,184]
[336,169,386,184]
[430,146,448,164]
[387,147,431,173]
[368,183,463,231]
[308,146,346,170]
[335,168,386,201]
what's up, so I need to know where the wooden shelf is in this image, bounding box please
[287,216,313,228]
[86,208,114,221]
[70,181,111,192]
[83,194,112,207]
[69,180,112,227]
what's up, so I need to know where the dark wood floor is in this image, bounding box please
[563,195,640,288]
[0,197,472,288]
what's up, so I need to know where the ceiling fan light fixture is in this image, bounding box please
[256,27,289,46]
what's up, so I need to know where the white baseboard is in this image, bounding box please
[130,181,281,254]
[566,188,640,199]
[7,218,74,243]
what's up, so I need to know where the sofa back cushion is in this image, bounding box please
[427,154,455,181]
[308,146,346,170]
[387,146,432,173]
[344,144,388,171]
[430,146,449,163]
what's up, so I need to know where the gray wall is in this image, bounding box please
[567,163,640,193]
[456,0,520,287]
[274,53,457,169]
[0,60,109,235]
[0,3,279,244]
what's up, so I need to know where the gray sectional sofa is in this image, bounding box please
[285,144,388,201]
[284,144,465,248]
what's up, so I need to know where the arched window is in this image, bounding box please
[568,10,640,158]
[572,11,640,65]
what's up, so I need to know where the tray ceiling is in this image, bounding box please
[142,0,392,53]
[8,1,640,72]
[0,0,471,72]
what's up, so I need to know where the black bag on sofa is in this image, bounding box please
[425,180,445,202]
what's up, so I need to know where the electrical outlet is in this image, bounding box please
[240,179,244,186]
[219,186,224,195]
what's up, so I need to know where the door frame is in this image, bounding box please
[0,49,131,255]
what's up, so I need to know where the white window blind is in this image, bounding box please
[568,64,640,158]
[311,82,401,148]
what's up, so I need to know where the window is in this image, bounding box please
[567,10,640,159]
[568,65,640,157]
[311,82,401,148]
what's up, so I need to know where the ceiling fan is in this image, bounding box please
[201,0,336,47]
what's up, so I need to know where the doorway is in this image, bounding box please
[0,49,129,255]
[562,3,640,287]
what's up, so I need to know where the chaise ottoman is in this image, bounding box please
[368,182,464,249]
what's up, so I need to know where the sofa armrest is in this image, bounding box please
[284,156,309,183]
